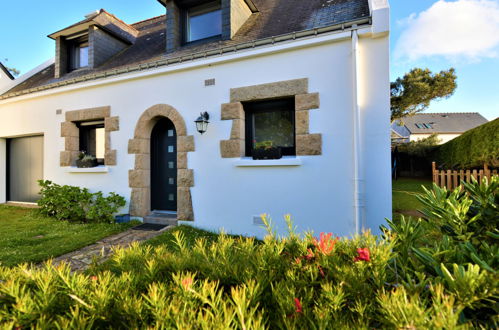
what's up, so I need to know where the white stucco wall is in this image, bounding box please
[358,35,391,235]
[0,30,390,238]
[410,133,461,144]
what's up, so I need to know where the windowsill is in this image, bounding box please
[65,165,109,173]
[234,156,302,167]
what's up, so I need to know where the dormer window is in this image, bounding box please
[68,36,89,70]
[185,1,222,43]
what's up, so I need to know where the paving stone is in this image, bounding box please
[48,226,172,272]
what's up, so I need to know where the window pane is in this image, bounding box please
[188,9,221,42]
[95,127,105,159]
[253,111,294,148]
[79,46,89,67]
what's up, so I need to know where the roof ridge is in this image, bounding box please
[100,9,138,32]
[131,14,166,26]
[415,112,480,115]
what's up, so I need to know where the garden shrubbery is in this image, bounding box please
[0,178,497,328]
[435,118,499,169]
[37,180,126,223]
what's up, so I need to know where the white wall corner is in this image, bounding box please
[0,139,6,203]
[368,0,390,38]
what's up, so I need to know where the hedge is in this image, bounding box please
[435,118,499,169]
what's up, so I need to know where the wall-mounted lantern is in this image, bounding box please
[194,112,210,134]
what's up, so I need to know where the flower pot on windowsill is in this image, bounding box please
[76,158,98,168]
[252,147,282,160]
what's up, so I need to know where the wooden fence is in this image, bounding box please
[432,162,498,190]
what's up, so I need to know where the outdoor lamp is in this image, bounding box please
[195,112,210,134]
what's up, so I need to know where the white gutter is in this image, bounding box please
[0,18,371,103]
[351,28,365,235]
[0,24,374,105]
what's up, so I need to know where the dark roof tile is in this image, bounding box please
[3,0,370,98]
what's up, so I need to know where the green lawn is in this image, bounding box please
[392,178,432,213]
[0,205,135,266]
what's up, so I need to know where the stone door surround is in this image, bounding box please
[220,78,322,158]
[128,104,195,220]
[60,106,119,166]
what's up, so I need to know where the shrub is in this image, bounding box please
[397,133,440,157]
[37,180,126,223]
[385,176,498,326]
[0,180,496,328]
[435,118,499,169]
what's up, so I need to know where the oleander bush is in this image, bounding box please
[37,180,126,223]
[0,178,497,328]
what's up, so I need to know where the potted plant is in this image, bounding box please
[252,141,282,160]
[76,151,98,168]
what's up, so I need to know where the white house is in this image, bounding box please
[391,113,489,144]
[0,0,391,238]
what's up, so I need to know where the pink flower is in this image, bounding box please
[294,298,303,313]
[305,248,314,260]
[90,276,98,281]
[312,232,338,256]
[182,277,193,289]
[354,248,371,262]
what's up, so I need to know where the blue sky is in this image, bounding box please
[0,0,498,120]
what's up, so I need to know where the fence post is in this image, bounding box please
[484,164,490,180]
[432,162,437,185]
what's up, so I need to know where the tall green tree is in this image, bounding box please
[390,68,457,122]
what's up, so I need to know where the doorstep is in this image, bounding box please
[144,212,178,226]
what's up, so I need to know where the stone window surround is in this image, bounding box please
[128,104,195,221]
[60,106,118,167]
[220,78,321,158]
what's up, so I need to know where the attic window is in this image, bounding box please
[68,36,89,70]
[185,1,222,42]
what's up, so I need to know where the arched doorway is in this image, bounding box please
[151,118,177,212]
[128,104,195,220]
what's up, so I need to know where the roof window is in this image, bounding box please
[185,1,222,43]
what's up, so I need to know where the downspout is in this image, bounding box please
[351,28,365,234]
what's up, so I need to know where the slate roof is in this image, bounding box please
[401,113,489,134]
[2,0,370,99]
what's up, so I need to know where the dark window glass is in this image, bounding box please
[78,121,105,164]
[186,2,221,42]
[244,98,295,156]
[68,36,89,70]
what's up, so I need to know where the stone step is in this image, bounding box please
[144,214,178,226]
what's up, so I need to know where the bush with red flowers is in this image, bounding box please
[0,178,496,328]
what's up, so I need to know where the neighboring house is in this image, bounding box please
[0,0,391,237]
[392,113,489,144]
[0,62,15,91]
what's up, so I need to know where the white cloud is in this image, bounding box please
[394,0,499,61]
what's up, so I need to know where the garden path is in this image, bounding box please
[50,226,172,272]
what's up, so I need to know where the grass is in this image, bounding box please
[392,177,432,213]
[0,205,135,266]
[146,225,221,249]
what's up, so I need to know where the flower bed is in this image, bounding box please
[0,178,497,328]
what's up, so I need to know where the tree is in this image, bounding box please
[390,68,457,122]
